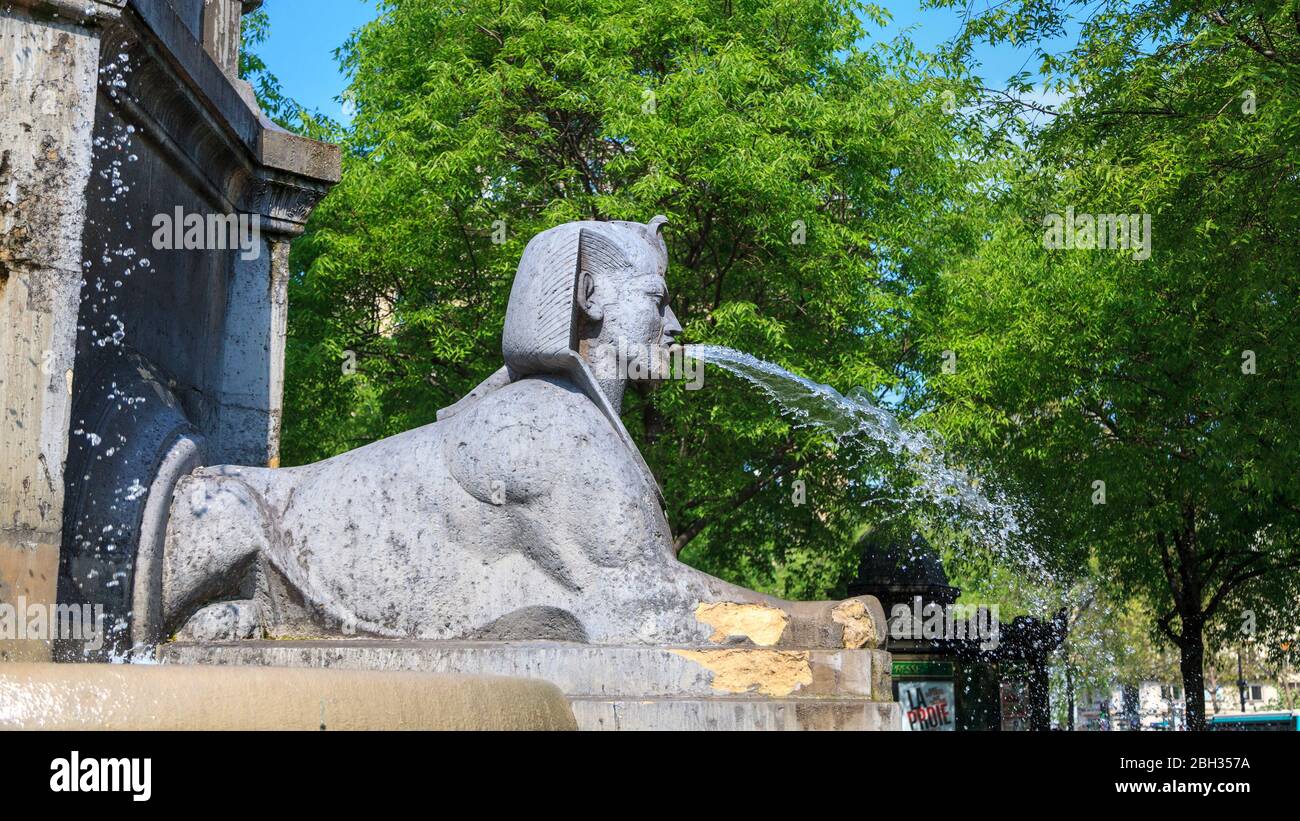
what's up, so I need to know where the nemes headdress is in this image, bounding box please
[441,217,671,505]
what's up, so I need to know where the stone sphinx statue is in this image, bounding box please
[125,217,882,651]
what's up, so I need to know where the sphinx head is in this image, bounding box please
[502,217,682,405]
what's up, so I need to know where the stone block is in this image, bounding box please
[159,640,902,730]
[0,661,577,730]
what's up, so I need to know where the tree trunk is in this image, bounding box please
[1028,662,1051,731]
[1179,614,1207,731]
[1065,662,1076,731]
[1282,661,1296,710]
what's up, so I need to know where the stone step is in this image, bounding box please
[0,662,576,731]
[573,698,903,731]
[160,640,893,701]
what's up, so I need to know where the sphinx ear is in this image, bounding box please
[576,225,624,323]
[576,269,603,322]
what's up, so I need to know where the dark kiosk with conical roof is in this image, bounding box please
[849,526,1066,731]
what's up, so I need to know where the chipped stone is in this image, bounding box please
[832,599,877,649]
[670,648,814,697]
[694,601,789,646]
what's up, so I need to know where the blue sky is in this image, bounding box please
[255,0,376,120]
[254,0,1064,120]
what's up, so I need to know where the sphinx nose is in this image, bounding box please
[662,306,683,344]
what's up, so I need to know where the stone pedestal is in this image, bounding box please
[159,640,903,731]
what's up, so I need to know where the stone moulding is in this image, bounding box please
[1,0,333,246]
[5,0,125,26]
[100,0,340,238]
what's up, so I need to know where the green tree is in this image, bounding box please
[920,0,1300,728]
[283,0,988,598]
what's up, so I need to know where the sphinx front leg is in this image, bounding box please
[160,468,272,639]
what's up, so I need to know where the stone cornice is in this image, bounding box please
[8,0,340,237]
[95,0,339,236]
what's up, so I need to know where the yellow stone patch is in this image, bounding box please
[831,600,876,649]
[693,602,788,646]
[671,649,813,696]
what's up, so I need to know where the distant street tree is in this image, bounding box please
[920,0,1300,729]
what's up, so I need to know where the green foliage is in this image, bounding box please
[282,0,988,597]
[919,0,1300,723]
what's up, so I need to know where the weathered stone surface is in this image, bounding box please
[694,601,790,646]
[0,662,577,730]
[5,0,341,661]
[572,699,902,731]
[667,649,815,697]
[0,5,102,661]
[174,601,259,642]
[158,640,899,730]
[56,352,206,659]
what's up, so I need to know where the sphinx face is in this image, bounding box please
[583,254,683,386]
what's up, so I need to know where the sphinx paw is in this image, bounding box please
[176,600,263,642]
